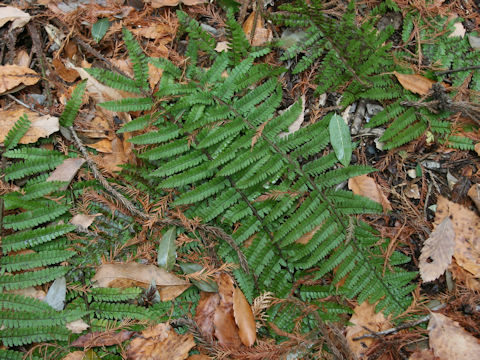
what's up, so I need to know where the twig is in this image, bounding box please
[68,126,249,273]
[6,94,48,115]
[436,65,480,76]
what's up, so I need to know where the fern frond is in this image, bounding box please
[1,250,75,273]
[4,114,31,151]
[2,224,76,252]
[84,67,142,93]
[4,156,65,181]
[99,97,153,112]
[0,326,70,347]
[122,28,149,91]
[3,203,70,230]
[88,287,143,302]
[0,266,69,291]
[59,80,87,127]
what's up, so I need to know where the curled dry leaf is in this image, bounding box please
[435,196,480,276]
[0,65,39,94]
[345,302,391,359]
[0,107,59,145]
[62,351,86,360]
[419,217,456,282]
[428,313,480,360]
[214,273,242,348]
[92,263,190,301]
[195,291,219,340]
[52,58,79,82]
[0,6,31,30]
[279,95,305,138]
[394,72,436,95]
[233,286,256,346]
[126,323,195,360]
[70,213,100,230]
[348,174,392,212]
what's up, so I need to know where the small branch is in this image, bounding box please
[436,65,480,76]
[68,126,249,273]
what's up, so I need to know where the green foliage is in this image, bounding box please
[59,80,87,127]
[4,114,31,151]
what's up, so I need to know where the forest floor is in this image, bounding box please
[1,0,480,359]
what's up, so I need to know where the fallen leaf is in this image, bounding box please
[450,259,480,292]
[242,12,272,46]
[348,174,392,211]
[70,213,100,230]
[195,292,220,340]
[87,139,113,153]
[53,58,79,82]
[394,72,436,95]
[467,184,480,212]
[62,351,86,360]
[449,22,466,38]
[47,158,85,190]
[233,286,256,346]
[92,136,129,175]
[187,355,212,360]
[43,276,66,310]
[14,49,30,67]
[126,323,195,360]
[7,286,46,300]
[0,64,39,94]
[346,302,391,359]
[71,330,134,347]
[435,196,480,276]
[0,108,58,144]
[66,319,90,334]
[92,263,190,301]
[405,183,421,199]
[329,113,353,167]
[475,142,480,156]
[215,41,230,52]
[279,95,305,138]
[419,217,456,282]
[409,349,440,360]
[148,62,163,90]
[0,6,31,29]
[428,312,480,360]
[146,0,207,8]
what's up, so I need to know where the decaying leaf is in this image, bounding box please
[233,286,256,346]
[53,58,79,82]
[435,196,480,276]
[419,217,456,282]
[0,6,31,30]
[66,319,90,334]
[47,158,86,188]
[467,183,480,212]
[242,12,272,46]
[126,323,195,360]
[279,95,305,138]
[70,213,100,230]
[409,349,440,360]
[428,312,480,360]
[145,0,207,8]
[214,273,242,348]
[394,72,436,95]
[195,291,219,340]
[71,330,134,347]
[0,107,59,144]
[0,65,39,94]
[91,263,190,301]
[62,351,86,360]
[348,174,392,212]
[346,302,391,359]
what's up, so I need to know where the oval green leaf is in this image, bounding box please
[92,18,110,43]
[157,227,176,271]
[329,113,352,166]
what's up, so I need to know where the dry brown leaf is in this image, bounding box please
[428,312,480,360]
[62,351,86,360]
[242,12,272,46]
[0,107,58,144]
[126,323,195,360]
[215,41,229,52]
[0,6,31,29]
[233,286,256,346]
[435,196,480,276]
[474,143,480,156]
[450,259,480,292]
[72,63,125,103]
[214,273,242,348]
[467,184,480,212]
[0,64,39,94]
[66,319,90,334]
[409,349,440,360]
[88,139,113,153]
[70,213,100,230]
[348,174,392,212]
[195,291,219,340]
[419,217,456,282]
[7,286,46,300]
[187,355,212,360]
[346,302,391,359]
[279,95,305,138]
[47,158,85,187]
[394,72,436,95]
[405,183,421,199]
[53,58,79,83]
[92,136,129,175]
[71,330,134,347]
[92,263,190,301]
[146,0,207,8]
[14,49,30,67]
[148,62,163,90]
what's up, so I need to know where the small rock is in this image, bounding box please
[366,103,384,117]
[407,169,417,179]
[469,35,480,50]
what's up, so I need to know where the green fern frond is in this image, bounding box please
[3,203,70,231]
[4,156,65,181]
[84,67,142,93]
[2,224,76,252]
[88,287,143,302]
[59,80,87,127]
[122,28,149,91]
[90,302,150,320]
[0,309,86,328]
[0,266,69,291]
[0,293,55,312]
[1,250,75,273]
[0,326,70,347]
[0,349,42,360]
[4,114,31,151]
[99,97,153,112]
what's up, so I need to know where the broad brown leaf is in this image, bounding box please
[0,65,39,94]
[394,72,435,95]
[233,286,256,346]
[71,330,134,347]
[348,174,392,211]
[195,292,219,340]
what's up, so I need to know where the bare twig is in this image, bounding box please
[436,65,480,76]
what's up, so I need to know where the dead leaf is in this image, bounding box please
[467,184,480,212]
[409,349,440,360]
[14,49,30,67]
[419,217,456,282]
[71,330,134,347]
[7,286,46,300]
[0,64,39,94]
[428,312,480,360]
[70,213,100,230]
[195,291,219,340]
[449,22,466,38]
[405,183,421,199]
[279,95,305,138]
[88,139,113,153]
[148,62,163,90]
[62,351,86,360]
[66,319,90,334]
[348,174,392,212]
[435,196,480,276]
[394,72,436,95]
[92,263,190,301]
[450,259,480,292]
[0,107,59,144]
[215,41,230,52]
[346,302,391,359]
[53,58,79,83]
[92,136,129,175]
[242,12,272,46]
[187,355,212,360]
[233,286,256,346]
[47,158,86,188]
[146,0,207,8]
[126,323,195,360]
[0,6,31,30]
[475,143,480,156]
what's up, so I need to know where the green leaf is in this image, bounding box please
[157,227,176,271]
[4,114,31,151]
[329,113,352,166]
[92,18,110,43]
[179,263,218,292]
[59,80,87,127]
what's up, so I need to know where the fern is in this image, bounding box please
[3,114,31,151]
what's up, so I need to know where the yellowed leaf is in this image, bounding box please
[0,108,59,144]
[394,71,436,95]
[127,323,195,360]
[435,196,480,276]
[92,263,190,301]
[428,313,480,360]
[47,158,86,187]
[348,174,392,211]
[346,302,391,359]
[233,286,256,346]
[0,64,39,94]
[419,217,456,282]
[0,6,31,29]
